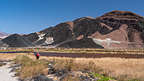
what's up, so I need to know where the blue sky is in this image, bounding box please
[0,0,143,34]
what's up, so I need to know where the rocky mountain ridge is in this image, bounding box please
[1,10,144,48]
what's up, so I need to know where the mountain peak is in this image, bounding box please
[101,10,143,19]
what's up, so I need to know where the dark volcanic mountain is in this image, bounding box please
[2,34,33,47]
[2,10,144,48]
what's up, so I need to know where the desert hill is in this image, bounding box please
[1,10,144,48]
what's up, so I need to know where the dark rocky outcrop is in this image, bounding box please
[73,17,101,38]
[50,23,73,44]
[2,34,33,47]
[23,33,39,42]
[58,38,104,48]
[20,75,53,81]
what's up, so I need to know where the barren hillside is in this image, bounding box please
[1,10,144,48]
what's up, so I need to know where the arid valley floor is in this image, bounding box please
[0,48,144,81]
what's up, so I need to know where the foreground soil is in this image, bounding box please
[0,62,18,81]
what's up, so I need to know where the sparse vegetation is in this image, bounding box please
[52,58,102,73]
[12,55,115,80]
[0,50,144,81]
[13,55,49,79]
[90,72,114,81]
[0,48,144,55]
[63,74,81,81]
[48,57,144,81]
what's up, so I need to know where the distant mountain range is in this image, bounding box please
[1,10,144,48]
[0,32,9,39]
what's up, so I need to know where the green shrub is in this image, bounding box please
[90,72,114,81]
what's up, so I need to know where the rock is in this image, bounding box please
[33,75,53,81]
[58,38,104,48]
[73,17,100,38]
[23,33,39,42]
[50,22,73,44]
[0,40,9,47]
[2,34,33,47]
[21,75,54,81]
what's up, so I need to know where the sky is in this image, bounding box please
[0,0,144,34]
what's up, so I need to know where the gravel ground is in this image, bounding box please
[0,62,18,81]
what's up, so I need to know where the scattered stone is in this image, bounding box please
[0,62,6,66]
[33,75,54,81]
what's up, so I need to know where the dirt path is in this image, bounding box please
[39,52,144,59]
[0,51,144,58]
[0,62,18,81]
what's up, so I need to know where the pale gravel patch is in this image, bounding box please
[0,62,18,81]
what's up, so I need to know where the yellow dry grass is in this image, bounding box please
[0,53,144,80]
[1,48,144,55]
[73,58,144,80]
[0,53,36,60]
[13,55,49,79]
[41,57,144,80]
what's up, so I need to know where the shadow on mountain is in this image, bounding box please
[58,38,104,48]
